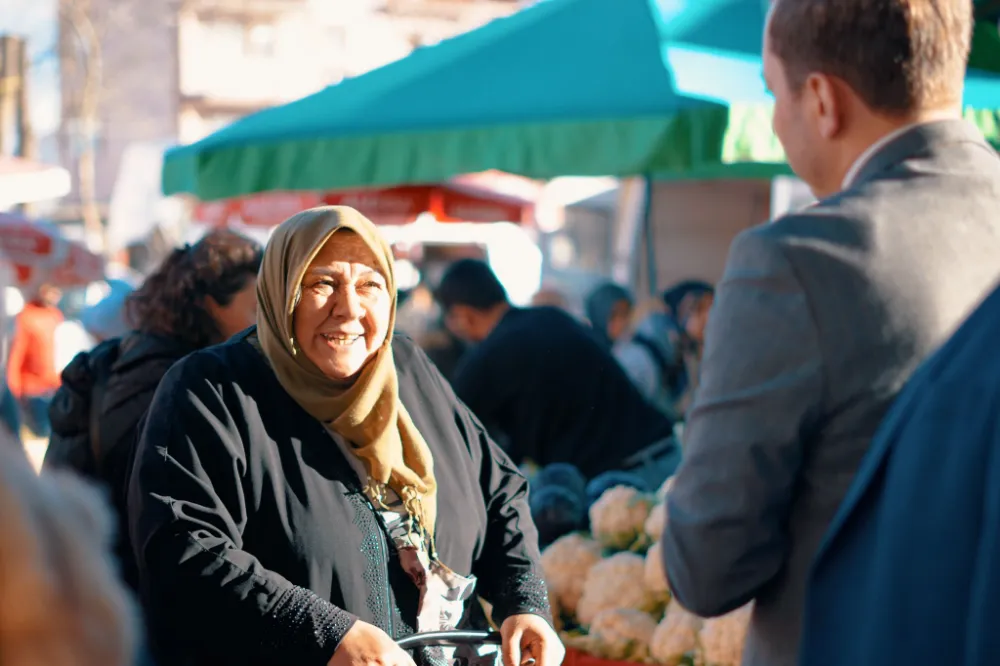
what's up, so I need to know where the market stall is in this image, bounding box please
[162,0,1000,296]
[192,179,533,228]
[0,213,105,290]
[536,477,749,666]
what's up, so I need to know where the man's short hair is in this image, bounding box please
[768,0,972,114]
[662,280,714,316]
[434,259,509,311]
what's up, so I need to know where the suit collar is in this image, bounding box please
[847,119,989,190]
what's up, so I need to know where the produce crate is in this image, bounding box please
[563,647,636,666]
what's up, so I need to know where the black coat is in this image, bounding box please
[46,331,191,588]
[128,330,549,666]
[452,307,676,478]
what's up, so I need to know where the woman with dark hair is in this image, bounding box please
[44,229,263,588]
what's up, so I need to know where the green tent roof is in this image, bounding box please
[164,0,1000,200]
[162,0,759,200]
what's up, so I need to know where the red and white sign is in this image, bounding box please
[0,213,105,288]
[193,181,533,229]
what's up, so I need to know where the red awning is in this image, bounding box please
[0,212,105,288]
[192,181,533,228]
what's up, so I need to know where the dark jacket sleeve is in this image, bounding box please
[412,344,551,626]
[44,350,99,476]
[128,353,357,665]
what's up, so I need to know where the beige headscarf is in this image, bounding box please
[256,206,437,540]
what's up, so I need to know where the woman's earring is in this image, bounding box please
[289,336,298,356]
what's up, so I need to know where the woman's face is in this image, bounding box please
[293,232,392,382]
[682,292,714,343]
[606,299,633,343]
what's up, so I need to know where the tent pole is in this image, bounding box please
[642,175,656,296]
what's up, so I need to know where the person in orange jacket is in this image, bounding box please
[6,284,64,437]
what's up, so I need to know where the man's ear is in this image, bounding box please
[805,72,843,140]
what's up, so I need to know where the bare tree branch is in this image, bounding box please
[58,0,104,252]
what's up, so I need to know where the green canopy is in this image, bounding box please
[164,0,1000,200]
[654,1,1000,171]
[164,0,747,200]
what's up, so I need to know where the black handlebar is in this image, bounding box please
[396,630,502,650]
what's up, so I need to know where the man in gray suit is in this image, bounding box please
[660,1,1000,665]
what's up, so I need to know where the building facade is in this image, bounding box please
[57,0,525,207]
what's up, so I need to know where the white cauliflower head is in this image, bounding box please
[576,552,662,626]
[589,608,658,661]
[645,501,667,542]
[650,600,702,666]
[699,604,752,666]
[540,533,603,615]
[644,540,670,595]
[589,486,653,550]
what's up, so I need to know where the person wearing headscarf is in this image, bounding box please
[614,283,715,421]
[584,283,633,348]
[128,207,560,666]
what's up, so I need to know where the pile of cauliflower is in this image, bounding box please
[540,478,751,666]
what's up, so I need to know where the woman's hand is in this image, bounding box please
[500,614,565,666]
[328,621,416,666]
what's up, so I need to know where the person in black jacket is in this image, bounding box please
[435,259,678,483]
[128,207,561,666]
[44,229,263,588]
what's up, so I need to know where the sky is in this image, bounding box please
[1,0,61,138]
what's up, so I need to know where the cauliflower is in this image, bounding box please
[589,486,653,550]
[540,533,603,615]
[656,476,675,503]
[589,608,658,661]
[576,552,662,626]
[699,604,752,666]
[645,501,667,541]
[644,541,670,595]
[650,601,702,666]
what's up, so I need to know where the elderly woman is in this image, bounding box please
[128,207,560,666]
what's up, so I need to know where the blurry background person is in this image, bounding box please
[584,282,633,349]
[5,283,63,438]
[44,229,262,590]
[661,1,1000,665]
[614,283,714,421]
[670,283,714,411]
[1,377,20,442]
[0,426,138,666]
[530,286,570,310]
[436,258,678,485]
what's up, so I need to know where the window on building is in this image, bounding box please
[204,19,246,56]
[244,23,277,57]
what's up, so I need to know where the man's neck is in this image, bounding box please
[478,302,511,340]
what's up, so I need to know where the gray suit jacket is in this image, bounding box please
[660,120,1000,666]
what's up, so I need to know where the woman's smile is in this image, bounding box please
[320,331,364,346]
[293,230,392,381]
